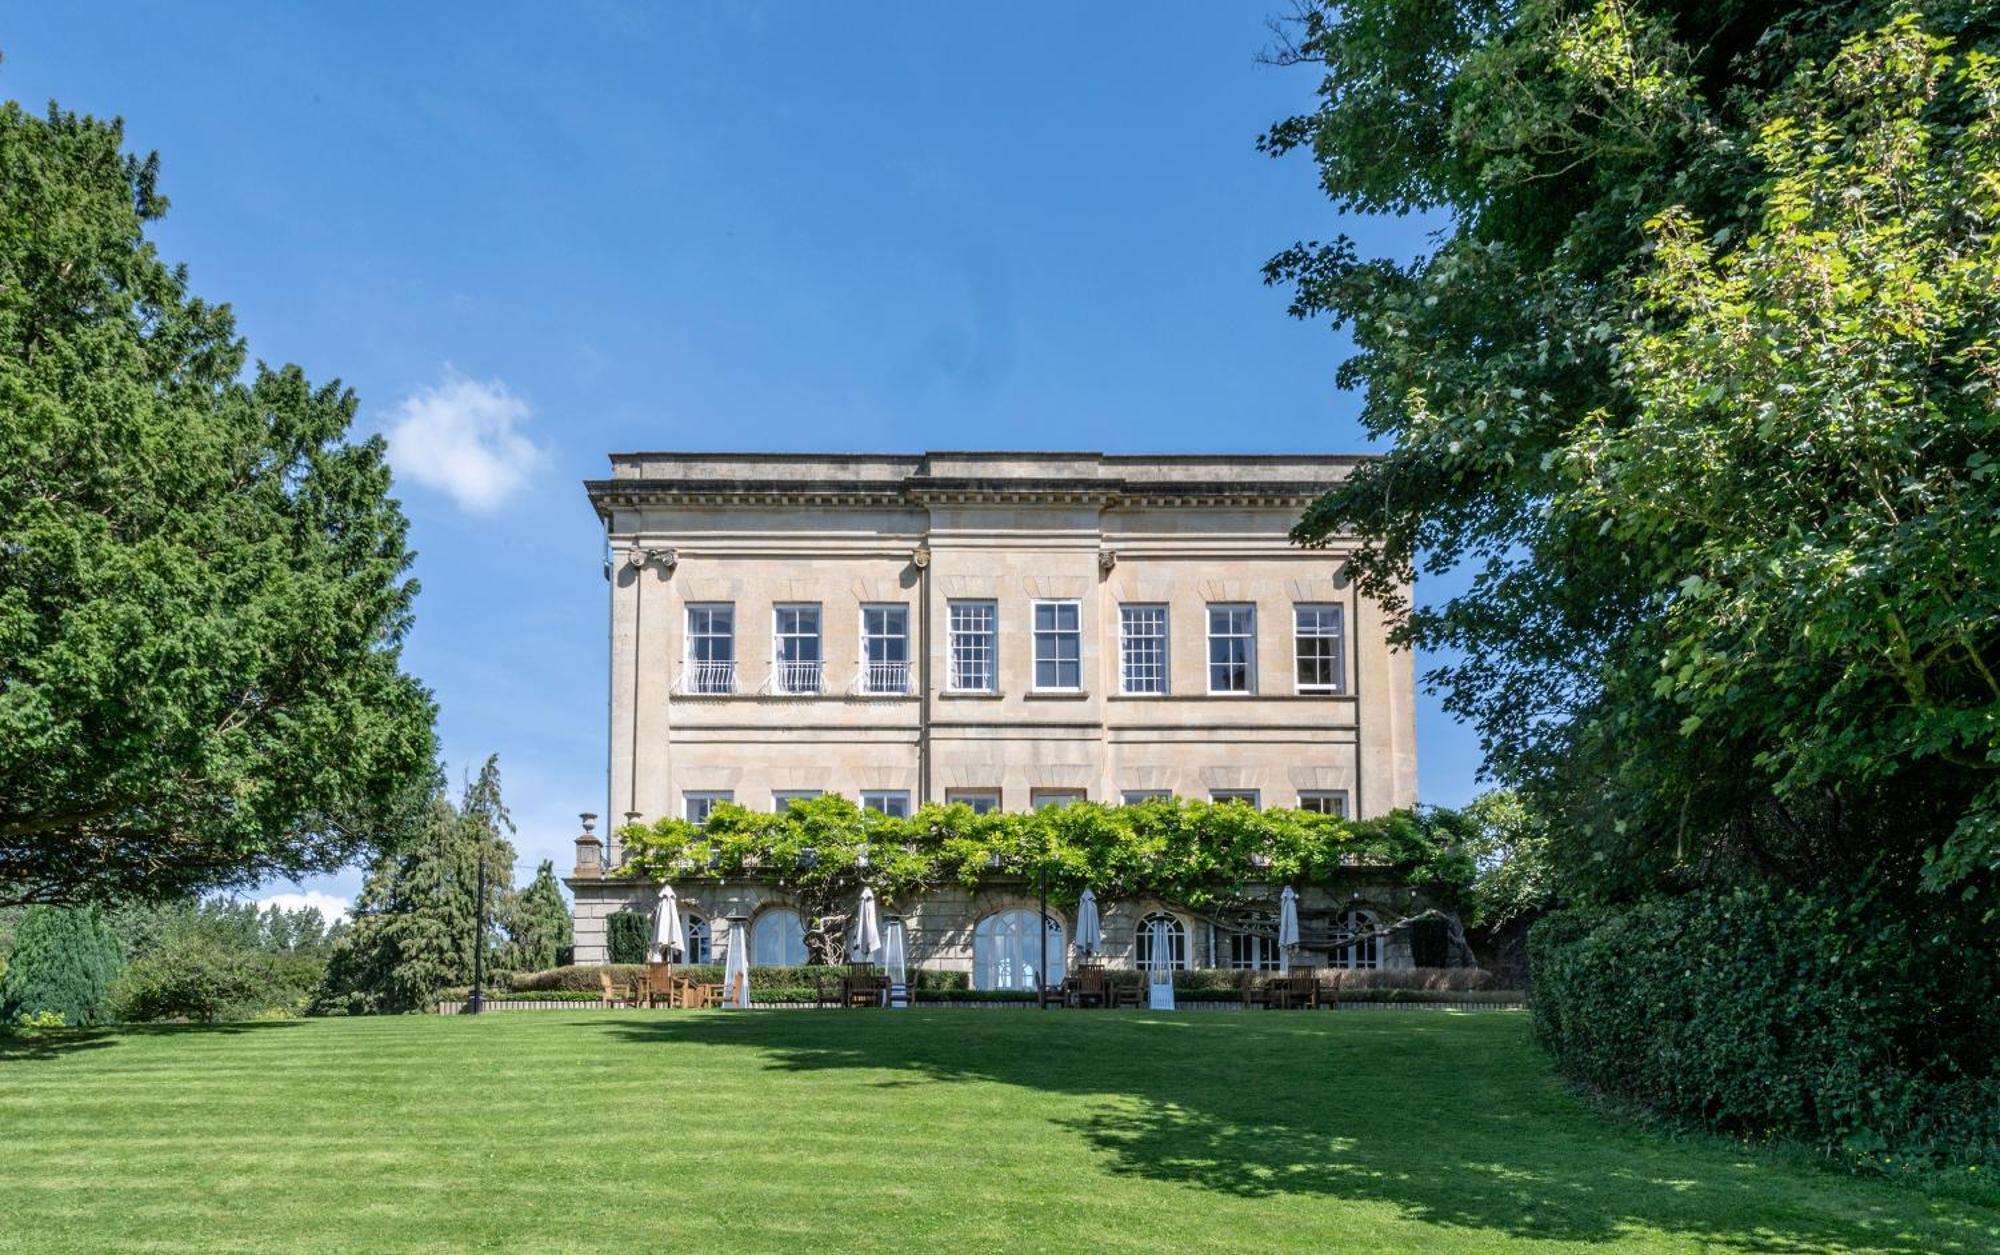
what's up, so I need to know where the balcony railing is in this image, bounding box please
[676,661,737,695]
[857,660,911,695]
[770,660,824,695]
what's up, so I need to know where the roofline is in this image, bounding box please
[602,450,1379,463]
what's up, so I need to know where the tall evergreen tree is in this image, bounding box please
[504,861,572,974]
[0,100,439,909]
[314,757,518,1013]
[0,906,122,1026]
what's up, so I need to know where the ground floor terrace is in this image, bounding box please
[567,875,1443,978]
[2,1012,1990,1253]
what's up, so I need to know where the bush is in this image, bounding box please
[1530,886,2000,1167]
[0,906,123,1026]
[606,912,650,965]
[114,948,277,1023]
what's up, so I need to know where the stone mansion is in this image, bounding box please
[566,452,1421,981]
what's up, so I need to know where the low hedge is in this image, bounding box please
[1530,885,2000,1167]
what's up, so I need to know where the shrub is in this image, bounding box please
[1530,886,2000,1167]
[605,912,651,965]
[115,949,275,1023]
[0,906,123,1026]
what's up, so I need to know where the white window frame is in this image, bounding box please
[861,790,912,819]
[684,914,712,964]
[859,603,911,695]
[1118,603,1169,695]
[772,790,822,812]
[1223,927,1281,971]
[1294,603,1347,695]
[946,789,1001,814]
[1120,789,1172,806]
[1031,599,1083,692]
[749,909,808,966]
[1207,603,1257,695]
[684,791,733,824]
[772,603,823,694]
[1331,909,1381,970]
[1030,789,1086,810]
[1297,790,1349,817]
[684,603,736,694]
[946,600,998,693]
[1135,912,1188,971]
[1209,789,1261,810]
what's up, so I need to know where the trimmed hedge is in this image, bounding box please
[1530,886,2000,1166]
[606,912,651,965]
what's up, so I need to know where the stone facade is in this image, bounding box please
[567,452,1420,973]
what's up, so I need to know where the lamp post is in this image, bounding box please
[469,846,488,1015]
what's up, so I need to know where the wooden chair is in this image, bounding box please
[1240,970,1276,1010]
[643,963,678,1009]
[597,969,633,1008]
[842,964,887,1008]
[1276,969,1319,1010]
[1068,967,1108,1009]
[1105,976,1143,1010]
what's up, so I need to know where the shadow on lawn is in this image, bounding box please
[598,1012,1997,1254]
[0,1019,302,1063]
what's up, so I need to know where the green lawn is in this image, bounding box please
[0,1010,1992,1253]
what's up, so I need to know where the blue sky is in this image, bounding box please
[6,3,1475,912]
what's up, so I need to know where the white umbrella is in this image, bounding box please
[651,883,685,962]
[1278,886,1301,975]
[854,887,882,961]
[1074,889,1102,957]
[723,920,752,1008]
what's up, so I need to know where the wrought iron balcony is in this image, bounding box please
[770,659,824,695]
[675,661,737,695]
[857,660,911,695]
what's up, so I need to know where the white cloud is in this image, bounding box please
[384,369,544,513]
[252,890,352,923]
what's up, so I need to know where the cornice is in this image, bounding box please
[587,474,1338,518]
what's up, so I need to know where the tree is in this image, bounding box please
[0,906,122,1026]
[0,101,438,909]
[314,757,518,1013]
[504,861,572,973]
[1263,3,2000,913]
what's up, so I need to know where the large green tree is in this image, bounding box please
[315,757,518,1014]
[0,102,438,907]
[1265,2,2000,912]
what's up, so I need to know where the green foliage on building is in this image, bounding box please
[0,906,123,1026]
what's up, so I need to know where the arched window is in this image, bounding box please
[973,909,1064,990]
[750,908,807,966]
[1331,909,1380,970]
[1135,913,1187,971]
[684,914,711,965]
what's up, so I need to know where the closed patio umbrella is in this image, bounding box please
[652,883,685,962]
[854,886,882,961]
[1278,886,1301,975]
[1073,889,1102,958]
[723,920,752,1008]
